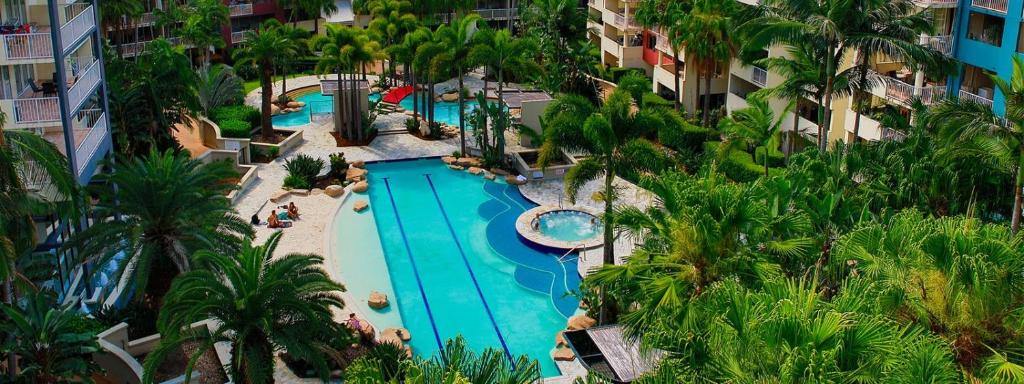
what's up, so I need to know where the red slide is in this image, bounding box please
[381,86,413,104]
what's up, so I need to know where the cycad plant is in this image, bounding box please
[66,150,252,303]
[195,64,243,117]
[719,94,794,176]
[144,231,349,384]
[0,291,102,383]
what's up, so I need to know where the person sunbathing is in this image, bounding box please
[268,210,291,228]
[287,202,300,219]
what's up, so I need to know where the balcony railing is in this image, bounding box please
[75,111,108,176]
[120,40,152,57]
[60,4,96,53]
[2,33,53,60]
[67,60,101,113]
[475,8,515,20]
[912,0,958,7]
[959,89,995,107]
[12,97,60,124]
[881,128,908,141]
[972,0,1008,13]
[229,3,253,17]
[231,31,250,44]
[751,67,768,87]
[923,35,953,56]
[610,12,635,28]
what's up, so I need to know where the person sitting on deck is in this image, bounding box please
[346,313,363,331]
[287,202,300,219]
[268,210,291,228]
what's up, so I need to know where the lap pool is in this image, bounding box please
[332,159,581,376]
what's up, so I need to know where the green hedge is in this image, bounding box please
[212,105,260,128]
[660,116,714,153]
[705,141,781,182]
[754,146,785,168]
[642,92,674,109]
[607,67,645,83]
[218,119,252,139]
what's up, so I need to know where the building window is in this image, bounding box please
[967,11,1004,46]
[2,0,26,24]
[961,64,996,98]
[647,33,655,50]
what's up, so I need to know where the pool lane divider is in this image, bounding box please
[381,177,446,354]
[423,174,516,365]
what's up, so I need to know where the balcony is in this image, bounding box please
[67,60,102,113]
[603,11,636,29]
[475,8,515,20]
[867,72,946,106]
[60,4,96,54]
[73,111,108,176]
[844,110,883,141]
[8,97,60,124]
[229,3,254,17]
[959,89,995,107]
[972,0,1007,13]
[1,33,53,61]
[923,35,953,56]
[751,67,768,87]
[912,0,958,7]
[120,40,153,58]
[588,0,601,9]
[231,31,250,44]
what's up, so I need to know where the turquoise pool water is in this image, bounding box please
[397,95,485,126]
[333,159,581,376]
[271,92,382,127]
[539,211,601,242]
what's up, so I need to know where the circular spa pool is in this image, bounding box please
[536,210,601,242]
[515,206,604,250]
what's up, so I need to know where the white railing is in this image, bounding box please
[475,8,515,20]
[972,0,1008,13]
[120,40,152,57]
[67,60,101,113]
[913,0,958,7]
[751,67,768,87]
[959,89,995,107]
[611,12,635,28]
[918,85,947,104]
[881,128,908,141]
[60,4,96,53]
[923,35,953,56]
[138,12,157,26]
[231,31,250,44]
[321,80,338,94]
[2,33,53,60]
[229,3,253,17]
[75,112,107,176]
[12,97,60,123]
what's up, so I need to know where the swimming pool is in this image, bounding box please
[272,91,382,127]
[397,95,486,126]
[538,211,601,243]
[332,159,581,376]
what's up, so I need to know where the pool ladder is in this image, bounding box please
[558,245,582,262]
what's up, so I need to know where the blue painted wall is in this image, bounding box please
[952,0,1024,115]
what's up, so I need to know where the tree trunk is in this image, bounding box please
[4,278,16,380]
[695,67,701,119]
[281,67,288,98]
[458,70,467,155]
[673,50,682,112]
[702,59,712,127]
[597,159,616,324]
[851,51,869,142]
[820,49,837,152]
[260,66,274,140]
[1012,149,1023,234]
[412,69,419,124]
[496,68,505,160]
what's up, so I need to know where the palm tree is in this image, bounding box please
[437,15,482,155]
[367,0,417,87]
[66,150,252,303]
[469,30,540,154]
[303,0,338,33]
[756,42,830,160]
[99,0,144,58]
[262,20,310,99]
[538,89,669,323]
[685,0,737,126]
[234,26,292,141]
[345,337,540,383]
[930,55,1024,234]
[196,64,244,117]
[719,95,794,176]
[174,0,229,67]
[414,33,447,134]
[144,231,348,384]
[0,291,101,383]
[313,25,384,142]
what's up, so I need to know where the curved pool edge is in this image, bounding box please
[515,206,604,251]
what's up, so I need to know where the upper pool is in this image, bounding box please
[272,91,382,127]
[332,159,581,376]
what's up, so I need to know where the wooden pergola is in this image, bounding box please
[564,325,665,383]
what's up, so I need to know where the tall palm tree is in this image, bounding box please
[930,55,1024,234]
[756,42,830,160]
[66,150,252,303]
[262,20,310,99]
[634,0,688,112]
[437,15,482,155]
[367,0,417,87]
[303,0,338,33]
[413,33,447,133]
[538,89,668,323]
[175,0,229,67]
[719,95,794,176]
[99,0,144,58]
[313,25,384,142]
[144,231,348,384]
[1,291,101,383]
[234,26,292,141]
[469,30,540,153]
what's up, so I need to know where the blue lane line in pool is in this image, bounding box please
[381,177,445,354]
[423,174,516,365]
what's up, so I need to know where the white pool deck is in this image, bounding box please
[234,75,653,383]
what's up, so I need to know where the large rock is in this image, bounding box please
[448,165,465,171]
[468,167,483,175]
[270,189,290,203]
[353,200,369,212]
[567,315,596,330]
[441,156,456,164]
[324,185,344,198]
[456,157,482,167]
[271,104,281,115]
[382,327,411,342]
[505,175,528,186]
[291,189,309,196]
[553,347,576,362]
[346,167,368,182]
[287,101,302,108]
[352,160,366,169]
[352,181,369,193]
[555,331,567,347]
[368,291,389,309]
[441,93,459,102]
[361,323,376,339]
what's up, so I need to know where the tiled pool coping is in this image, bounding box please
[515,206,604,251]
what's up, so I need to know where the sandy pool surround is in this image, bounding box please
[515,206,604,250]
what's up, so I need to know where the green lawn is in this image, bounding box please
[243,73,311,94]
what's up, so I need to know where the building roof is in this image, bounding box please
[565,325,665,383]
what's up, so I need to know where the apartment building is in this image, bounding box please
[0,0,112,298]
[587,0,728,114]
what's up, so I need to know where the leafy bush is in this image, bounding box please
[283,154,325,189]
[606,67,645,83]
[212,105,260,128]
[719,149,765,182]
[93,303,159,339]
[283,174,310,189]
[268,146,280,158]
[617,73,650,104]
[642,92,674,109]
[405,118,420,134]
[755,145,785,168]
[218,119,252,138]
[329,152,348,180]
[659,112,714,153]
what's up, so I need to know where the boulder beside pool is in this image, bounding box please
[555,331,567,347]
[382,327,411,342]
[368,291,389,309]
[567,314,596,330]
[553,347,576,362]
[324,185,344,198]
[352,160,366,169]
[346,167,368,182]
[441,93,459,102]
[353,200,369,212]
[505,175,528,185]
[468,167,483,175]
[441,156,456,164]
[448,164,465,171]
[352,181,369,193]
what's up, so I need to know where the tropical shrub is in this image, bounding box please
[0,291,103,382]
[217,119,252,138]
[754,145,785,167]
[212,105,260,128]
[720,149,770,182]
[658,113,714,153]
[405,118,420,133]
[641,92,674,109]
[616,72,650,104]
[284,154,325,188]
[329,152,349,180]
